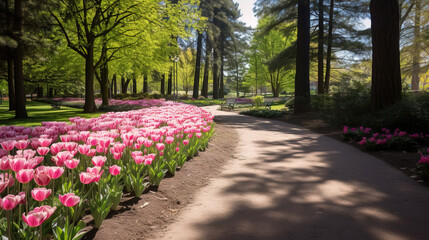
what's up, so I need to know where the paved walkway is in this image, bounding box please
[160,106,429,240]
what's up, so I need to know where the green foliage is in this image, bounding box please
[240,109,287,118]
[311,82,429,133]
[253,95,265,107]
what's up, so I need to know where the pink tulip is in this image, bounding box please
[98,138,111,148]
[16,140,29,150]
[34,167,51,186]
[30,138,40,149]
[64,158,80,169]
[1,194,20,210]
[175,147,180,152]
[86,149,97,157]
[64,142,78,152]
[1,140,16,151]
[45,167,64,179]
[195,133,202,138]
[143,140,153,148]
[16,169,35,183]
[0,157,10,170]
[134,156,144,164]
[112,152,122,160]
[109,165,121,176]
[50,143,63,155]
[37,147,50,156]
[31,188,52,201]
[60,135,72,142]
[92,156,106,167]
[0,181,8,194]
[38,138,52,147]
[79,172,97,184]
[59,193,80,207]
[183,140,189,145]
[22,205,56,227]
[156,143,165,151]
[78,144,90,155]
[18,191,26,204]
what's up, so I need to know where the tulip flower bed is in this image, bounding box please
[417,148,429,179]
[343,126,429,180]
[343,126,429,152]
[37,98,177,110]
[0,104,215,239]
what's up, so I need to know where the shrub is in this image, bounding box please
[252,95,264,107]
[240,109,286,118]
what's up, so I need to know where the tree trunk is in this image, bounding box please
[411,0,421,91]
[193,32,203,99]
[121,76,126,94]
[143,74,148,93]
[161,73,165,95]
[212,49,219,99]
[317,0,324,94]
[37,86,43,98]
[113,74,117,96]
[13,0,27,118]
[219,54,224,99]
[48,88,53,98]
[100,62,109,106]
[294,0,311,114]
[167,67,172,95]
[83,38,97,113]
[7,58,15,110]
[201,37,211,98]
[324,0,334,93]
[370,0,401,111]
[255,54,258,96]
[99,41,109,106]
[133,78,137,94]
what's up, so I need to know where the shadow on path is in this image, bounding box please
[163,109,429,240]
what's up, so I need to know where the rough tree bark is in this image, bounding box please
[212,48,220,99]
[143,74,148,93]
[324,0,334,93]
[219,52,225,99]
[317,0,324,94]
[370,0,401,111]
[294,0,311,114]
[193,32,203,99]
[161,73,165,95]
[13,0,27,118]
[83,37,97,113]
[7,59,15,110]
[112,74,117,96]
[411,0,421,91]
[201,38,211,98]
[167,68,172,95]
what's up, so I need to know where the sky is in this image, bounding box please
[234,0,259,28]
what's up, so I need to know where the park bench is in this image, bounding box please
[220,98,236,111]
[263,100,273,110]
[51,103,61,109]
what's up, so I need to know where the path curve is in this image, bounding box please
[160,106,429,240]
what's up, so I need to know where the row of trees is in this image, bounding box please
[0,0,428,117]
[1,0,202,116]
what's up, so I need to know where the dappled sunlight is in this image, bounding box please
[160,106,429,240]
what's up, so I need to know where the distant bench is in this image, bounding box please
[220,98,275,111]
[51,103,61,109]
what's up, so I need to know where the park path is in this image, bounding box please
[159,106,429,240]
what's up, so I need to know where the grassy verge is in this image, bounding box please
[0,101,101,127]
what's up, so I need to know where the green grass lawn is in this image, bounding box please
[0,100,101,127]
[271,104,287,111]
